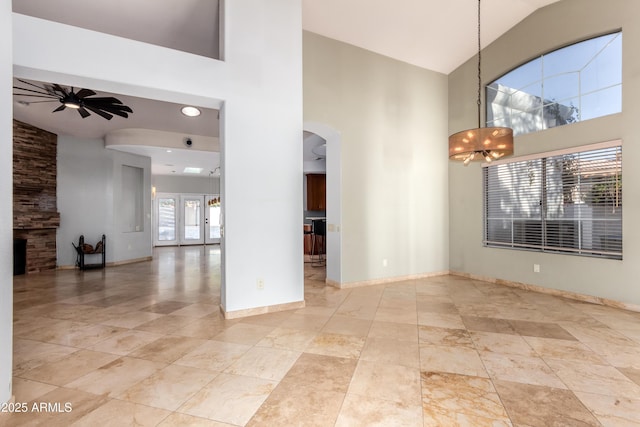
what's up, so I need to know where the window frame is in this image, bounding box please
[486,31,622,136]
[482,140,622,260]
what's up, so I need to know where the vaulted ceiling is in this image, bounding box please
[12,0,561,175]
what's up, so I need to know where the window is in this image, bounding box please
[487,32,622,136]
[483,141,622,260]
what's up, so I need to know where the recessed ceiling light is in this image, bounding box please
[181,106,201,117]
[166,149,172,153]
[183,167,203,174]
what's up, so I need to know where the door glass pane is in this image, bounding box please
[158,198,176,241]
[184,200,201,240]
[209,206,221,239]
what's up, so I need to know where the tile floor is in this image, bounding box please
[2,246,640,426]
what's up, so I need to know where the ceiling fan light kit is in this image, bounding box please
[13,79,133,121]
[448,0,514,165]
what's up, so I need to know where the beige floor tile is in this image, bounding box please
[71,399,171,427]
[523,335,606,364]
[359,337,420,368]
[140,300,193,314]
[11,377,57,402]
[618,367,640,386]
[171,318,229,340]
[508,319,577,340]
[13,339,79,376]
[418,326,474,348]
[421,371,510,424]
[420,344,489,378]
[128,335,205,363]
[546,358,640,398]
[335,303,378,320]
[305,332,365,359]
[99,311,165,329]
[256,327,318,351]
[169,303,219,318]
[494,380,600,426]
[368,321,419,342]
[158,413,233,426]
[280,353,357,393]
[461,316,518,335]
[174,340,251,371]
[283,313,331,331]
[12,247,640,427]
[374,306,418,324]
[178,373,276,425]
[224,346,301,381]
[417,312,465,329]
[575,391,640,427]
[119,364,218,411]
[480,352,566,388]
[212,323,275,345]
[134,314,197,334]
[348,360,421,405]
[470,331,536,356]
[88,330,163,356]
[65,356,165,397]
[321,315,372,337]
[0,387,110,427]
[20,350,120,386]
[248,382,344,427]
[336,393,422,427]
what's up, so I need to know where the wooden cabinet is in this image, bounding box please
[306,173,326,211]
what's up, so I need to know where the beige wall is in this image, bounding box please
[448,0,640,305]
[304,31,450,284]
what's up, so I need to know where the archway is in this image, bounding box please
[303,122,342,285]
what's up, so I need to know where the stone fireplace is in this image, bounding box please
[13,120,60,273]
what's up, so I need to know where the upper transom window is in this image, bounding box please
[486,32,622,137]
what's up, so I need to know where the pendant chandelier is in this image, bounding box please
[448,0,513,165]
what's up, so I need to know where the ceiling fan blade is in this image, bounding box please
[84,104,113,120]
[75,88,96,99]
[16,79,51,93]
[52,104,66,113]
[13,86,58,98]
[86,103,132,117]
[84,96,125,104]
[52,84,69,96]
[21,100,59,104]
[12,92,60,99]
[83,99,132,116]
[78,107,91,119]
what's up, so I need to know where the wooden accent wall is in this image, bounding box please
[13,120,60,273]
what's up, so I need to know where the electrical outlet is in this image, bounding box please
[257,279,264,290]
[382,259,388,267]
[533,264,540,273]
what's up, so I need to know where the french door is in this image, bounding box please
[154,193,221,246]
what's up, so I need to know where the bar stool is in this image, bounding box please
[311,219,326,266]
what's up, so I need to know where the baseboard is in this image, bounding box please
[327,270,450,289]
[450,271,640,314]
[220,300,306,319]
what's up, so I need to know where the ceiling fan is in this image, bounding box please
[13,79,133,120]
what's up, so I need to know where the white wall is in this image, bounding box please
[14,0,304,315]
[153,175,220,195]
[57,136,152,267]
[304,32,450,284]
[0,0,13,405]
[448,0,640,305]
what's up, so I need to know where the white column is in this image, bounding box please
[0,0,14,404]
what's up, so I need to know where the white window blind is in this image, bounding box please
[483,141,622,260]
